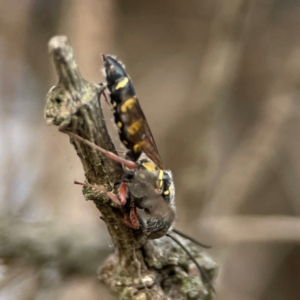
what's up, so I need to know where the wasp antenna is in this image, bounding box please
[62,131,138,170]
[172,228,212,249]
[166,233,215,294]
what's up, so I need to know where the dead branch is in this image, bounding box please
[0,217,110,276]
[44,36,217,299]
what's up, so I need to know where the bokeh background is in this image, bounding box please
[1,0,300,299]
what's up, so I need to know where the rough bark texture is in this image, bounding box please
[44,36,218,300]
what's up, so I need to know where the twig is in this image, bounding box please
[44,36,217,299]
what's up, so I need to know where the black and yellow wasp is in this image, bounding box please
[102,55,176,238]
[101,55,214,291]
[70,55,214,291]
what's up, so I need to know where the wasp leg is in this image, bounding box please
[118,182,127,206]
[74,180,123,206]
[129,203,139,229]
[74,180,138,228]
[120,204,139,229]
[64,131,138,170]
[120,217,139,229]
[172,228,211,249]
[106,191,123,206]
[166,233,215,294]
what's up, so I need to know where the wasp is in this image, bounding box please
[102,55,176,239]
[69,55,214,291]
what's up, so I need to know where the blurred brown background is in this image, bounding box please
[1,0,300,299]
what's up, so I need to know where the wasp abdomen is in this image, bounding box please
[102,55,147,162]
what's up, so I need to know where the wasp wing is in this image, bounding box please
[103,55,164,169]
[121,96,164,169]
